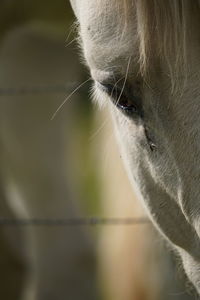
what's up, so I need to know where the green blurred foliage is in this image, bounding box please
[0,0,74,36]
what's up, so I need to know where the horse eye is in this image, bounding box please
[97,82,140,115]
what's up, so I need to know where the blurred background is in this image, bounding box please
[0,1,194,300]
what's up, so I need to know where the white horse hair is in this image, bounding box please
[70,0,200,295]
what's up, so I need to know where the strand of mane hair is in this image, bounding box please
[124,0,200,90]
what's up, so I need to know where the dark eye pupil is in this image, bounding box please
[99,82,138,114]
[118,97,137,113]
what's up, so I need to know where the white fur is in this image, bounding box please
[70,0,200,294]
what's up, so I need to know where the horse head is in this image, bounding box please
[70,0,200,293]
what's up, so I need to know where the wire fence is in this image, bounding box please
[0,82,88,96]
[0,217,150,226]
[0,82,148,227]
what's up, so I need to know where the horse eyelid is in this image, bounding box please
[97,81,142,113]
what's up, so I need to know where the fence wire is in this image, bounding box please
[0,217,150,226]
[0,82,88,96]
[0,83,148,226]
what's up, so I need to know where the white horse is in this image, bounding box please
[70,0,200,295]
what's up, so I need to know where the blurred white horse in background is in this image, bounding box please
[0,23,98,300]
[70,0,200,296]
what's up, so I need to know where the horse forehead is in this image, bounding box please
[78,0,126,29]
[78,0,138,71]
